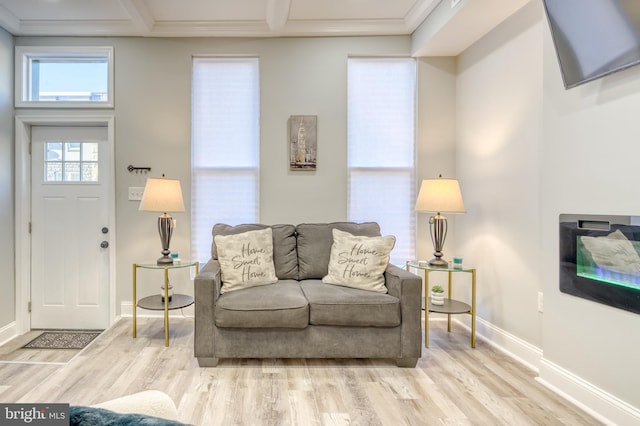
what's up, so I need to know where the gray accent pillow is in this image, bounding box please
[211,223,298,280]
[296,222,381,280]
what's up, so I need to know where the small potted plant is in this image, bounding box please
[431,285,445,306]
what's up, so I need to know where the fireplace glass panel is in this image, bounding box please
[576,236,640,290]
[559,214,640,315]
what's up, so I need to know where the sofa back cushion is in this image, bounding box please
[296,222,381,280]
[211,223,298,280]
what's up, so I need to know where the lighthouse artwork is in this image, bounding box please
[289,115,317,170]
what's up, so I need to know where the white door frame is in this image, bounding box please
[15,113,116,334]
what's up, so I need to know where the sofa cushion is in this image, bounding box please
[300,281,400,327]
[215,228,278,293]
[322,229,395,293]
[211,223,298,280]
[296,222,381,280]
[215,280,309,328]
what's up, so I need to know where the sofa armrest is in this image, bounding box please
[194,259,221,362]
[385,264,422,360]
[196,259,222,302]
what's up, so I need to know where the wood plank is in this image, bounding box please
[0,318,603,425]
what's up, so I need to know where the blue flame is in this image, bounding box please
[577,263,640,291]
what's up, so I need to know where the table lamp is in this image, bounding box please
[139,175,185,265]
[415,175,466,267]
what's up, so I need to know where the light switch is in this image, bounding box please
[128,187,145,201]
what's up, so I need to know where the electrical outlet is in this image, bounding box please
[128,187,145,201]
[451,0,462,8]
[537,292,544,313]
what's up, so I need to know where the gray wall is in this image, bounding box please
[0,27,14,329]
[15,35,414,312]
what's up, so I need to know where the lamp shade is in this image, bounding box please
[139,177,185,213]
[415,176,466,214]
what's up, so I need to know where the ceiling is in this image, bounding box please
[0,0,441,38]
[0,0,532,56]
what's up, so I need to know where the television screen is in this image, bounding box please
[543,0,640,89]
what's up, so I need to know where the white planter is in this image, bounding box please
[431,291,445,305]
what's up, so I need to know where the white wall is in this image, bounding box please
[0,27,14,329]
[454,0,640,421]
[455,1,543,348]
[15,35,413,315]
[540,4,640,418]
[416,57,457,261]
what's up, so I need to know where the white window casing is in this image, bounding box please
[15,46,114,108]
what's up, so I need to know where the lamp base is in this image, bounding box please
[428,258,449,268]
[156,215,175,265]
[428,214,449,268]
[157,255,174,265]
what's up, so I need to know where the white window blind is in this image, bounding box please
[191,57,259,263]
[347,57,416,265]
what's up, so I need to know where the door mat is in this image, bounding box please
[22,331,102,350]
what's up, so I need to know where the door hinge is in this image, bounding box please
[29,142,32,155]
[28,301,31,313]
[29,222,31,234]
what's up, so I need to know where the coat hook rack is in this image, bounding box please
[127,165,151,174]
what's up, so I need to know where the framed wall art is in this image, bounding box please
[289,115,317,171]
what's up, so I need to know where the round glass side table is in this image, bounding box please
[133,261,199,346]
[406,261,476,348]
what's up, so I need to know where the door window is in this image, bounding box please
[44,141,99,182]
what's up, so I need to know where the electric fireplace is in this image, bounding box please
[559,214,640,315]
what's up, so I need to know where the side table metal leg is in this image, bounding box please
[164,267,169,347]
[471,268,476,348]
[133,264,137,338]
[447,271,452,332]
[424,270,430,348]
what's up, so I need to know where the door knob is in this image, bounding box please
[100,241,109,248]
[102,227,109,234]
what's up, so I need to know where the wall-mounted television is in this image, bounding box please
[543,0,640,89]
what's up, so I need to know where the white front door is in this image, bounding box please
[30,126,111,329]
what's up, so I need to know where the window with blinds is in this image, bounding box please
[191,57,260,263]
[347,57,416,265]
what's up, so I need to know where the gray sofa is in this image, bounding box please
[194,222,422,367]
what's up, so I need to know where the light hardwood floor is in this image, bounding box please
[0,330,86,364]
[0,317,601,425]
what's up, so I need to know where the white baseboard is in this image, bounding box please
[538,358,640,426]
[453,316,542,372]
[120,302,194,319]
[453,317,638,425]
[0,321,17,346]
